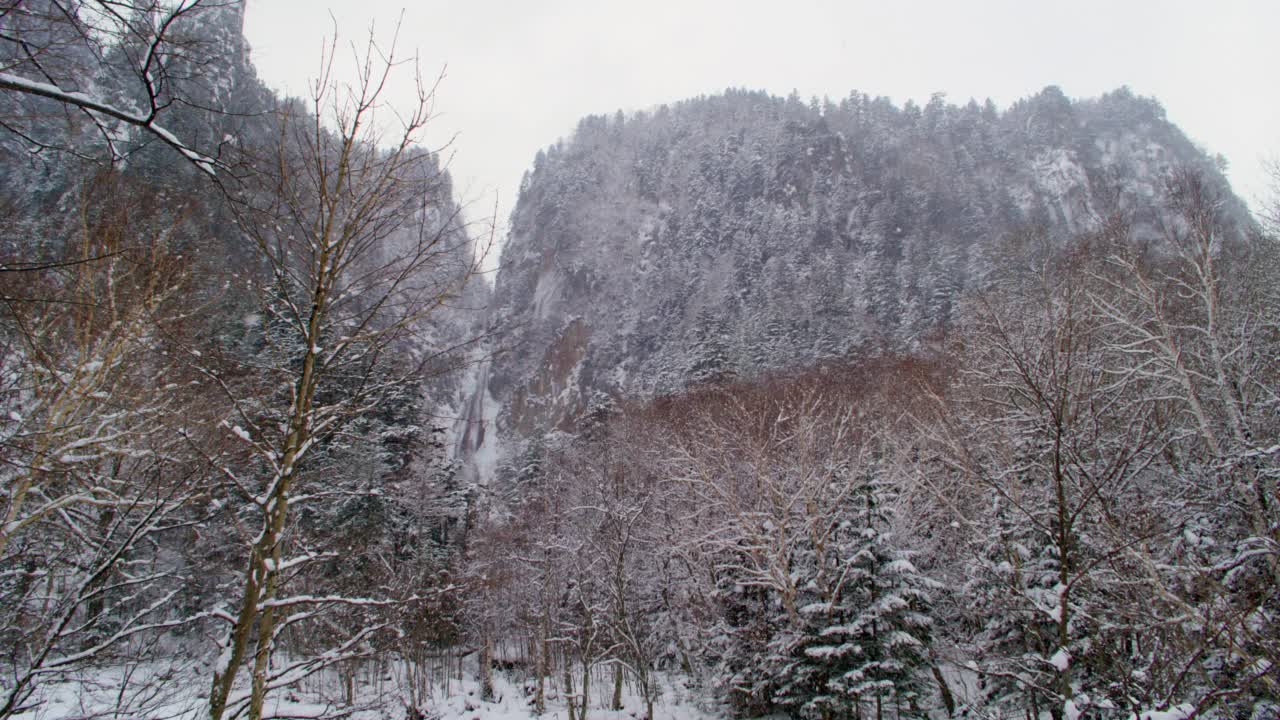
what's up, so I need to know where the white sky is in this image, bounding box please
[244,0,1279,243]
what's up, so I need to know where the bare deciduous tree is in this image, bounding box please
[200,28,486,720]
[0,173,213,718]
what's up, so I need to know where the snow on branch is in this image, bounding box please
[0,71,218,176]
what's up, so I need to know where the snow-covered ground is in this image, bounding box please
[16,663,727,720]
[415,672,724,720]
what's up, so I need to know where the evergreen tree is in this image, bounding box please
[687,308,737,385]
[774,469,936,720]
[960,493,1061,717]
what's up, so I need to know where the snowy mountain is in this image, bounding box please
[480,86,1248,445]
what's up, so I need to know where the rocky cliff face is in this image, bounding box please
[477,86,1249,462]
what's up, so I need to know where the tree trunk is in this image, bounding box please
[580,660,591,720]
[563,663,576,720]
[344,662,356,706]
[247,524,287,720]
[208,559,262,720]
[611,664,623,710]
[931,661,956,717]
[479,633,494,701]
[534,619,547,714]
[639,667,654,720]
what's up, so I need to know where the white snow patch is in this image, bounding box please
[531,268,563,320]
[1132,705,1195,720]
[1049,647,1070,672]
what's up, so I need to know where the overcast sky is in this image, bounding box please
[244,1,1279,241]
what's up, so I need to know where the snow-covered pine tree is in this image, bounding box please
[960,492,1062,718]
[687,308,737,385]
[774,465,936,720]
